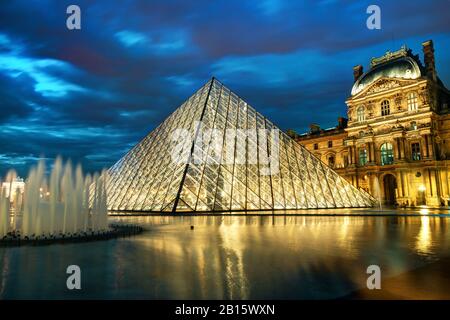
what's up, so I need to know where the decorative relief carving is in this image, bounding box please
[393,120,404,130]
[366,79,401,94]
[375,123,398,135]
[347,107,354,122]
[366,103,374,118]
[394,93,403,110]
[370,45,408,67]
[419,90,430,105]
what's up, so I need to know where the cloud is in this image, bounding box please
[0,33,86,98]
[115,29,190,56]
[0,0,449,177]
[115,30,148,47]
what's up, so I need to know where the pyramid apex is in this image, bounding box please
[207,76,221,87]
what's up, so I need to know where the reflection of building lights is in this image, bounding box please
[419,208,429,215]
[418,184,426,192]
[416,215,431,255]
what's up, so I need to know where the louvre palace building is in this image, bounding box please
[296,40,450,207]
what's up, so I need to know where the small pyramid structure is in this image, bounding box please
[106,78,375,212]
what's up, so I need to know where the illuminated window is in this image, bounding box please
[407,92,418,111]
[381,100,390,116]
[380,143,394,165]
[411,142,421,161]
[357,106,365,122]
[359,149,368,166]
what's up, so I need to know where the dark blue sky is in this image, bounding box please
[1,0,449,176]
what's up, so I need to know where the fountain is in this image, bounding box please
[0,158,142,244]
[373,175,383,211]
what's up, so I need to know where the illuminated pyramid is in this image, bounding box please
[106,78,374,212]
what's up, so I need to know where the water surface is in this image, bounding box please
[1,213,450,299]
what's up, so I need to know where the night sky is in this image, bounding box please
[1,0,449,177]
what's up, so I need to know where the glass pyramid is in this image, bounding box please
[105,78,375,212]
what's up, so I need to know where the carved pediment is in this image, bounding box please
[366,79,402,94]
[351,77,420,99]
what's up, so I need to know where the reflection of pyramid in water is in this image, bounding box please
[106,78,374,212]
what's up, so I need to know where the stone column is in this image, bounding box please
[396,172,403,198]
[446,169,450,203]
[404,139,410,160]
[402,170,410,198]
[429,135,435,159]
[434,170,440,197]
[349,146,353,164]
[429,169,441,206]
[351,146,357,165]
[421,135,428,159]
[400,138,406,159]
[423,170,430,197]
[393,138,400,160]
[371,142,376,164]
[429,169,435,197]
[439,169,448,199]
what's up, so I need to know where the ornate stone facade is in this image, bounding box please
[296,40,450,207]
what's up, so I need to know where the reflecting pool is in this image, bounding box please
[1,213,450,299]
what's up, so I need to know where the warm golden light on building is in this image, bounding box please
[296,40,450,207]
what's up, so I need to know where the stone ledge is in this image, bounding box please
[0,224,144,247]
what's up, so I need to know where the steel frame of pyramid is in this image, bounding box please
[105,78,375,212]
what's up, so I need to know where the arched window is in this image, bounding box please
[357,106,365,122]
[380,143,394,165]
[328,155,335,168]
[381,100,390,116]
[407,92,418,111]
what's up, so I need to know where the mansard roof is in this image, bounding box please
[351,46,424,96]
